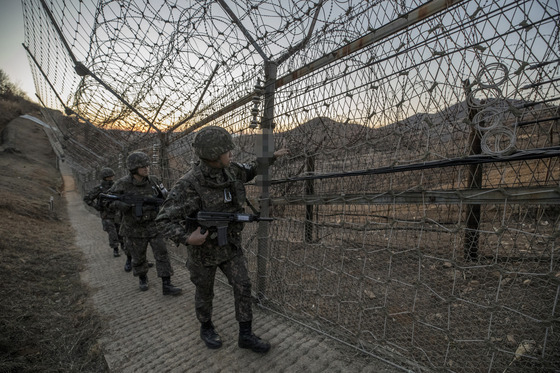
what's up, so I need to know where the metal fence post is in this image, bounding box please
[256,61,277,300]
[159,132,171,188]
[463,79,482,260]
[304,154,315,243]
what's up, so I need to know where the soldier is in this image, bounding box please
[83,167,126,260]
[107,151,181,296]
[156,126,288,353]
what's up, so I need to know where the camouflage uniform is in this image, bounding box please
[157,126,275,352]
[108,172,174,279]
[157,159,259,322]
[83,173,125,256]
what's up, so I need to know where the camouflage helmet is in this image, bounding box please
[126,151,150,171]
[192,126,234,161]
[100,167,115,179]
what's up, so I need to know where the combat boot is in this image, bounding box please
[139,274,148,291]
[162,277,182,296]
[200,321,222,349]
[113,247,120,257]
[238,321,270,353]
[124,256,132,272]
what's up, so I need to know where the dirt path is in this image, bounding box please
[53,123,404,372]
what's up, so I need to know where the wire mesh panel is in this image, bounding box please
[22,0,559,371]
[257,1,560,371]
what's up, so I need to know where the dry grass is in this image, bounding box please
[0,99,108,372]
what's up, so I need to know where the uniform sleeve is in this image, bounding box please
[105,179,128,211]
[83,186,100,206]
[232,161,258,183]
[83,188,94,205]
[155,178,201,245]
[107,178,126,195]
[232,154,280,183]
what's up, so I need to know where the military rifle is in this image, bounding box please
[195,211,273,246]
[99,193,164,218]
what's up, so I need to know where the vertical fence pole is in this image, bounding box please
[304,154,315,243]
[159,132,171,188]
[256,61,277,300]
[463,79,482,260]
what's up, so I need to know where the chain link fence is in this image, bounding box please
[22,0,559,371]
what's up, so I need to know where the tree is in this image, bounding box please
[0,69,26,100]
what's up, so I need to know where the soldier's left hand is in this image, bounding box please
[186,226,209,246]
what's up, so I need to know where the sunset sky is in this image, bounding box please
[0,0,36,99]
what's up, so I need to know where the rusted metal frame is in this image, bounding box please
[275,0,466,89]
[269,187,560,206]
[168,63,221,132]
[39,0,161,134]
[217,0,269,62]
[23,43,124,150]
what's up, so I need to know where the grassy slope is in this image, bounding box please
[0,99,109,372]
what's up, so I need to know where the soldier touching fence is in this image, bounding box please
[156,126,288,353]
